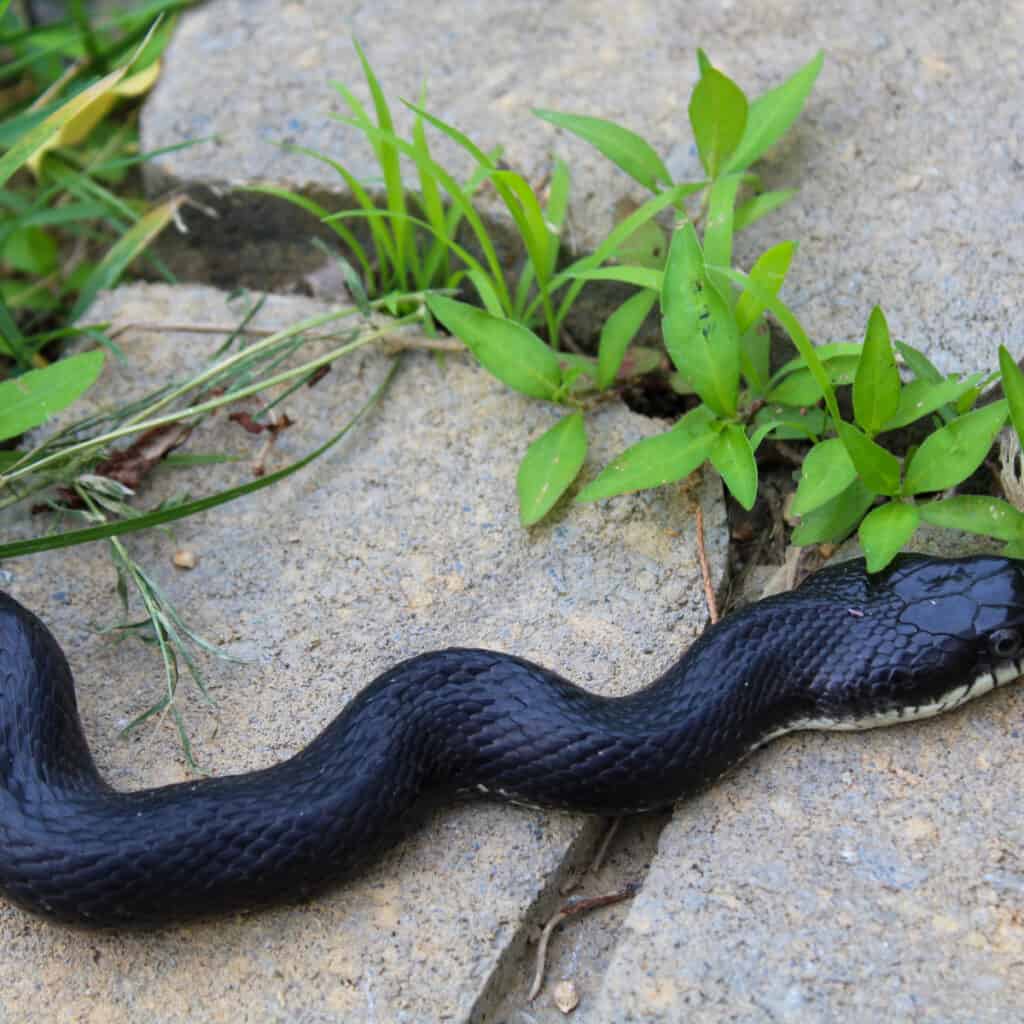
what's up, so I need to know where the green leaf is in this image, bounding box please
[740,325,771,394]
[661,223,739,417]
[725,51,824,172]
[859,502,920,572]
[576,406,717,502]
[902,400,1008,495]
[919,495,1024,542]
[712,266,839,423]
[895,339,943,384]
[792,478,876,546]
[999,345,1024,446]
[598,289,657,389]
[427,295,562,400]
[771,342,864,381]
[688,66,749,178]
[882,375,983,431]
[735,240,796,335]
[703,172,744,270]
[532,109,672,192]
[753,403,827,441]
[734,189,797,232]
[710,423,757,510]
[767,356,860,406]
[549,184,704,329]
[567,266,663,291]
[545,158,571,231]
[516,412,588,525]
[2,226,58,275]
[838,421,901,496]
[791,437,857,516]
[0,350,104,442]
[853,306,900,435]
[613,218,668,269]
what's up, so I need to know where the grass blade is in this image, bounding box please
[69,194,184,321]
[0,359,401,560]
[353,40,413,288]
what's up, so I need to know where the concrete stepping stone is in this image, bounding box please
[0,283,726,1022]
[142,0,1021,374]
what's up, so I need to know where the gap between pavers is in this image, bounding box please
[0,283,726,1024]
[590,527,1024,1023]
[143,0,1022,369]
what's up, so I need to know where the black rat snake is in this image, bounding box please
[0,553,1022,927]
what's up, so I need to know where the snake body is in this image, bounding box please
[0,553,1022,927]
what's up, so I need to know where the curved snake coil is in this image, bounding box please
[0,553,1022,926]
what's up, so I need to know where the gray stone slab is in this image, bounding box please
[0,283,726,1023]
[143,0,1022,372]
[593,529,1024,1023]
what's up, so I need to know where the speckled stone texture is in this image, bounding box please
[591,528,1024,1023]
[143,0,1022,372]
[0,283,726,1023]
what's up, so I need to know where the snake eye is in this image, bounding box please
[989,628,1023,659]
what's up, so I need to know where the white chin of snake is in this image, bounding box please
[755,656,1024,752]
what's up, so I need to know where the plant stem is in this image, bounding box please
[0,312,421,489]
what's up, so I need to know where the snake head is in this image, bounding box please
[860,553,1024,720]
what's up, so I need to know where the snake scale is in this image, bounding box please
[0,553,1021,927]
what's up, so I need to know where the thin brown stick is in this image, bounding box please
[695,501,719,624]
[589,816,622,875]
[528,883,639,1001]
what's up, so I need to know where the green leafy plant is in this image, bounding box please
[419,49,1023,570]
[421,50,822,524]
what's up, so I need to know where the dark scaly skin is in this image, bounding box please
[0,553,1023,927]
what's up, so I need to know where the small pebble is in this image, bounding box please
[173,550,198,570]
[553,979,579,1014]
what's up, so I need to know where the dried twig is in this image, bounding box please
[589,816,622,875]
[528,883,639,1001]
[695,501,719,624]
